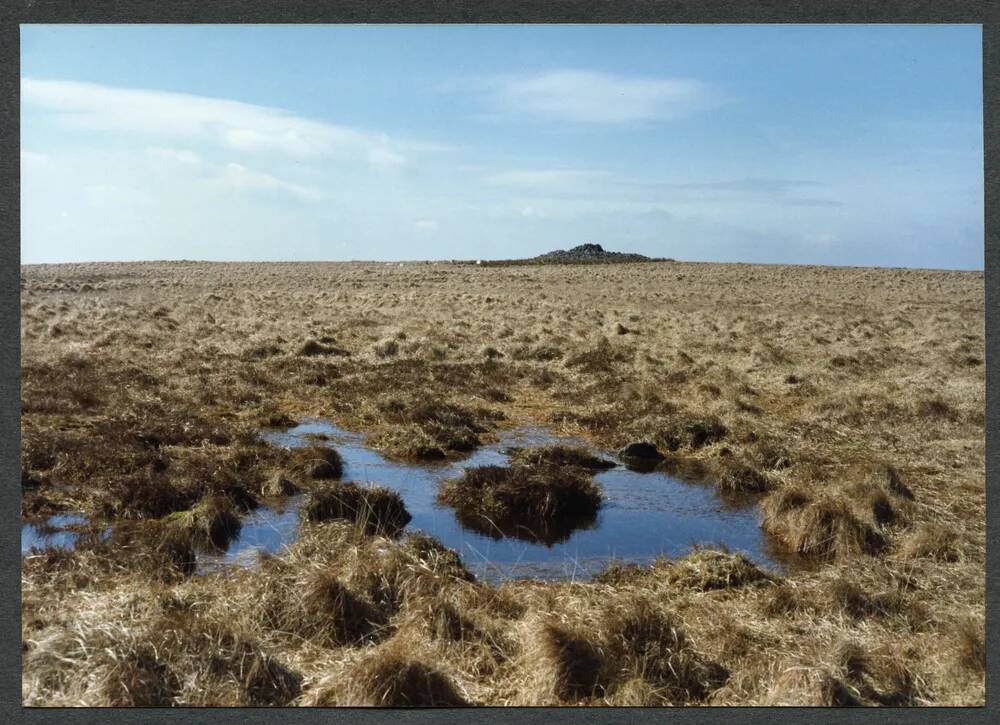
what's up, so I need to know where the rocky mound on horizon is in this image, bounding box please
[533,243,653,264]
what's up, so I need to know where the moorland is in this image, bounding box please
[20,258,985,706]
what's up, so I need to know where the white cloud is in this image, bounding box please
[220,162,323,201]
[456,70,721,124]
[414,219,438,231]
[21,78,439,168]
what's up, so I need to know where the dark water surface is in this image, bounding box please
[245,419,778,582]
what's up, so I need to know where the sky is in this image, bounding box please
[21,24,984,268]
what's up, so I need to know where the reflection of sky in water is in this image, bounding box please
[21,513,88,553]
[247,419,777,583]
[197,495,305,572]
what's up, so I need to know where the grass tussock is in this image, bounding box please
[761,487,885,560]
[657,416,728,451]
[278,570,386,647]
[298,339,349,357]
[369,397,497,459]
[262,472,301,497]
[303,482,411,537]
[306,642,470,706]
[716,460,774,495]
[292,445,343,480]
[370,425,447,460]
[955,616,985,674]
[899,523,964,562]
[600,597,729,705]
[102,520,198,579]
[506,445,615,471]
[526,617,606,702]
[164,495,242,551]
[658,549,774,591]
[438,463,602,545]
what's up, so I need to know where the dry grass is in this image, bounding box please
[506,444,615,471]
[303,482,411,537]
[438,462,602,545]
[20,259,984,706]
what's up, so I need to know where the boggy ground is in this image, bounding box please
[20,259,985,706]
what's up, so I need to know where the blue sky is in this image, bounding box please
[21,24,983,268]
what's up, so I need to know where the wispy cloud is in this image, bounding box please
[22,78,444,167]
[140,146,323,201]
[483,170,843,209]
[627,177,844,208]
[450,70,722,124]
[485,169,608,188]
[220,162,324,201]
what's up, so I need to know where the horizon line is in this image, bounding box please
[18,257,985,273]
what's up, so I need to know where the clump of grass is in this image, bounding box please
[373,397,491,456]
[164,495,242,551]
[97,639,180,706]
[818,673,863,706]
[297,339,349,357]
[240,343,282,361]
[527,618,606,701]
[509,343,563,362]
[103,520,197,578]
[914,396,959,422]
[601,597,729,704]
[438,463,602,545]
[659,549,773,591]
[292,570,386,647]
[104,476,199,520]
[373,337,400,358]
[899,523,963,562]
[261,411,297,428]
[829,642,924,706]
[657,416,728,451]
[841,470,913,529]
[882,464,915,500]
[291,445,343,480]
[564,337,633,373]
[125,616,302,706]
[955,616,985,673]
[827,579,907,620]
[426,600,482,642]
[402,532,474,582]
[752,440,793,470]
[761,583,804,617]
[506,445,615,471]
[308,643,470,706]
[717,460,773,495]
[303,482,411,537]
[761,487,885,560]
[23,585,304,706]
[262,471,300,497]
[369,425,446,461]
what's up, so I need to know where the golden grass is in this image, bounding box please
[20,259,985,706]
